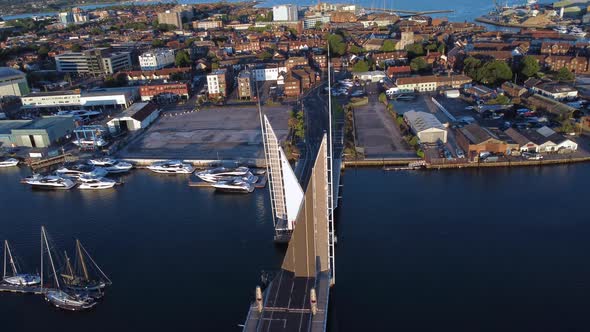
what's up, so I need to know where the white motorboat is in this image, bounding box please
[56,163,108,178]
[147,160,195,174]
[73,137,108,147]
[24,175,76,190]
[88,158,133,173]
[195,166,252,183]
[78,175,116,190]
[0,158,18,168]
[212,178,255,193]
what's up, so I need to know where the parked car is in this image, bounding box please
[456,148,465,159]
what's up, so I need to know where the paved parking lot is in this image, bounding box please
[353,91,415,159]
[119,105,290,161]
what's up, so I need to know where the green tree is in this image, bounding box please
[381,40,396,52]
[520,55,540,78]
[378,92,387,104]
[157,23,177,32]
[257,50,273,60]
[288,110,305,139]
[463,56,482,78]
[175,50,191,67]
[348,44,364,55]
[352,60,369,72]
[37,45,50,58]
[405,43,424,58]
[556,67,575,81]
[486,95,511,105]
[476,60,512,85]
[71,44,82,52]
[152,39,165,47]
[327,34,346,57]
[314,21,323,29]
[410,57,429,73]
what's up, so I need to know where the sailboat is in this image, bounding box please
[2,240,41,286]
[61,239,111,293]
[41,227,97,311]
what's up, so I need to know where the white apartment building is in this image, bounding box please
[139,49,176,71]
[273,5,298,21]
[253,66,287,82]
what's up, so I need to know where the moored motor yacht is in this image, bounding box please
[0,158,19,167]
[147,160,195,174]
[88,158,133,173]
[212,178,255,193]
[195,166,252,183]
[78,175,117,190]
[56,163,108,178]
[24,175,76,190]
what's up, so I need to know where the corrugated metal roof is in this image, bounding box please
[403,110,445,133]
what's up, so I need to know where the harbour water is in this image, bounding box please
[2,0,548,22]
[1,163,590,330]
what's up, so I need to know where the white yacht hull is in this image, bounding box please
[79,182,116,190]
[3,275,41,286]
[0,158,19,167]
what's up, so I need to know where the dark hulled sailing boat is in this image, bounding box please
[61,239,111,293]
[41,227,97,311]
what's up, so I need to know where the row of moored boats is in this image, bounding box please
[22,158,133,190]
[6,156,260,193]
[1,227,111,311]
[147,160,259,193]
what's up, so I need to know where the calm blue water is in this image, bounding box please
[2,0,549,21]
[1,163,590,331]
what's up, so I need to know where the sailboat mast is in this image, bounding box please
[3,240,6,279]
[5,241,17,276]
[76,239,90,281]
[63,251,74,280]
[79,241,111,285]
[42,226,60,289]
[40,229,43,290]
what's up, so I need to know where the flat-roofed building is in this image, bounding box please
[139,49,176,71]
[22,89,135,109]
[237,70,255,100]
[252,64,287,82]
[273,4,298,21]
[55,48,132,75]
[207,69,231,98]
[396,74,472,93]
[158,10,183,29]
[139,83,189,101]
[21,91,81,108]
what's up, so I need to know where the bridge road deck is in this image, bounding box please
[243,270,330,332]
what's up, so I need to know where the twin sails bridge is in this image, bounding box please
[242,82,342,331]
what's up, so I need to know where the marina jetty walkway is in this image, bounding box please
[0,284,44,295]
[426,156,590,170]
[342,155,590,169]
